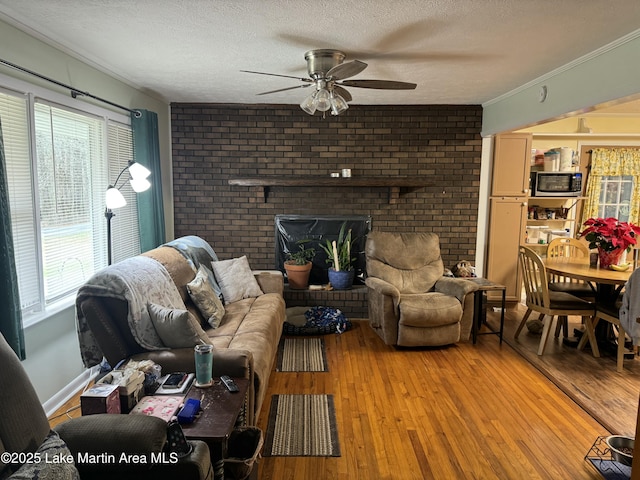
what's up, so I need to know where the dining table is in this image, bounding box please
[543,257,633,306]
[543,257,634,354]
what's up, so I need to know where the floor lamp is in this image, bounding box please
[105,161,151,265]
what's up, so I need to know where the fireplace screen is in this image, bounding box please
[275,215,372,285]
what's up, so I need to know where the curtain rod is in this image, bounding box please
[0,58,141,118]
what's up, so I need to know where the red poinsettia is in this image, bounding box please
[579,217,640,252]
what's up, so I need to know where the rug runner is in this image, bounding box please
[263,394,340,457]
[276,337,328,372]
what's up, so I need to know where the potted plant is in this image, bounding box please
[284,240,315,289]
[579,217,640,268]
[319,223,357,290]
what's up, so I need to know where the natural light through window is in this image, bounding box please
[598,175,633,221]
[0,88,140,320]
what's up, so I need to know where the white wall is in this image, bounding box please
[0,19,172,408]
[482,30,640,136]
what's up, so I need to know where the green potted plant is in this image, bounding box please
[319,223,357,290]
[284,240,316,289]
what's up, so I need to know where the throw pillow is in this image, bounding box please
[211,256,263,305]
[187,265,226,328]
[8,430,80,480]
[147,303,211,348]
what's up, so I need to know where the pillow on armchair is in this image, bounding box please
[7,430,80,480]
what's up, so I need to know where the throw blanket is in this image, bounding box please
[76,256,185,368]
[620,268,640,345]
[164,235,222,298]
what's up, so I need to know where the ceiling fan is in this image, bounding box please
[241,49,417,116]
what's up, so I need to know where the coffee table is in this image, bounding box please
[181,377,250,480]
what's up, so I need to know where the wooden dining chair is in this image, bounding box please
[577,301,627,372]
[577,266,640,372]
[546,237,595,298]
[516,246,598,356]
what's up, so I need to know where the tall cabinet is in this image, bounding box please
[486,133,531,302]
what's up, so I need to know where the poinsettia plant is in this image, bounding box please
[579,217,640,252]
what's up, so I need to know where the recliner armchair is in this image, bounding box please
[0,333,212,480]
[365,231,478,346]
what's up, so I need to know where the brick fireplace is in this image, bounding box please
[170,103,482,317]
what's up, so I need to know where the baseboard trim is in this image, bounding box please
[43,366,100,417]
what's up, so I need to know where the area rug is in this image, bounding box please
[263,394,341,457]
[276,337,328,372]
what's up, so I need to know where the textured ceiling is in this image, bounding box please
[1,0,640,107]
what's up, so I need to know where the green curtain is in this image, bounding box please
[131,109,165,252]
[0,117,25,359]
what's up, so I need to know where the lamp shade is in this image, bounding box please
[129,177,151,193]
[105,187,127,209]
[128,161,151,180]
[315,89,331,112]
[300,92,317,115]
[330,93,349,116]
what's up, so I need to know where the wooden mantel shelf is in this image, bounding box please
[228,175,433,203]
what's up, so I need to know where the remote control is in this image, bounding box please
[220,375,239,392]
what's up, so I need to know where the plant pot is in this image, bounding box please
[328,268,355,290]
[284,261,312,289]
[598,248,624,269]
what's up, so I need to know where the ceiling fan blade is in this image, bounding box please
[241,70,313,83]
[326,60,367,80]
[257,84,312,96]
[339,79,417,90]
[333,85,352,102]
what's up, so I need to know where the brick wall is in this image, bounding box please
[170,103,482,274]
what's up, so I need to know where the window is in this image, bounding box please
[597,175,633,221]
[0,88,139,319]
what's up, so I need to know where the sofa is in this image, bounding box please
[76,236,286,425]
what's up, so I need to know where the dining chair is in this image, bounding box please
[576,300,627,372]
[516,246,598,355]
[577,266,640,372]
[546,237,595,298]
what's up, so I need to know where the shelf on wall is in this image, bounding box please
[527,219,576,224]
[527,196,587,201]
[228,175,434,203]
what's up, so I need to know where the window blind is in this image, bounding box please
[33,102,108,303]
[108,120,139,264]
[0,90,40,312]
[1,87,139,318]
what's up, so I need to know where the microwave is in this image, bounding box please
[530,172,582,197]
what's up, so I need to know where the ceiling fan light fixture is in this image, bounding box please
[300,91,317,115]
[330,92,349,116]
[314,88,331,112]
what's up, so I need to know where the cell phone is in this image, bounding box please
[163,372,187,389]
[166,420,192,457]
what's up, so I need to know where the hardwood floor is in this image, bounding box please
[256,315,608,480]
[49,310,614,479]
[501,305,640,437]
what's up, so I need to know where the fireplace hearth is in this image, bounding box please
[275,215,372,286]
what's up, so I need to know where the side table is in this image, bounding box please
[466,277,506,344]
[182,377,250,480]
